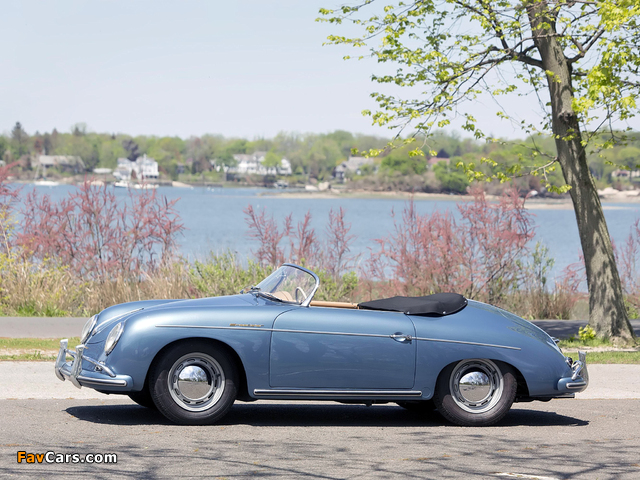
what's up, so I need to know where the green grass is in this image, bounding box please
[0,337,81,361]
[558,336,640,363]
[557,337,614,349]
[0,352,59,361]
[563,350,640,364]
[0,337,81,350]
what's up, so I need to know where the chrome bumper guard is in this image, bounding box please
[54,339,130,389]
[558,351,589,392]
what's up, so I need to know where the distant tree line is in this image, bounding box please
[2,122,639,192]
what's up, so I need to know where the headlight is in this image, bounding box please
[104,323,124,355]
[80,315,98,344]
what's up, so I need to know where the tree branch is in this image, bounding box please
[568,28,604,64]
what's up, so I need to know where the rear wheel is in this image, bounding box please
[433,359,516,427]
[149,340,238,425]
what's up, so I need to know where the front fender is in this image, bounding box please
[95,304,299,392]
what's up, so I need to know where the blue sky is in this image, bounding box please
[3,1,637,140]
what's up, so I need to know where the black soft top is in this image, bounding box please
[358,292,467,316]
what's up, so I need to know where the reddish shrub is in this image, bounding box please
[244,206,357,274]
[0,162,21,253]
[324,207,357,276]
[458,187,534,302]
[243,205,292,267]
[615,219,640,296]
[17,180,183,281]
[366,188,535,302]
[290,211,318,266]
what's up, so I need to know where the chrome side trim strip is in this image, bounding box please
[254,389,422,398]
[157,324,394,339]
[157,324,519,349]
[157,325,268,333]
[272,328,391,338]
[415,337,521,351]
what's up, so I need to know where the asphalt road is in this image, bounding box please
[2,317,640,339]
[2,316,639,479]
[531,319,640,339]
[1,398,639,479]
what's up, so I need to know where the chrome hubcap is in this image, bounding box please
[450,359,503,414]
[177,366,211,400]
[168,353,225,412]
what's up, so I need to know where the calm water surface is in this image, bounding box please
[19,184,640,280]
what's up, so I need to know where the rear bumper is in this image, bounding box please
[557,351,589,393]
[54,339,132,391]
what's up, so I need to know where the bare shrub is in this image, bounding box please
[615,219,640,296]
[17,180,183,281]
[290,211,318,266]
[243,205,291,267]
[366,188,534,303]
[0,162,20,253]
[613,219,640,317]
[324,207,357,276]
[244,205,357,275]
[459,188,534,302]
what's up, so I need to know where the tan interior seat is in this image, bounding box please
[272,291,294,302]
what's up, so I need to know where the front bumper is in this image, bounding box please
[557,351,589,393]
[54,339,132,390]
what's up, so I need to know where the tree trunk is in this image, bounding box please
[528,2,635,343]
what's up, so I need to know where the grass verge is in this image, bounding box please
[563,350,640,364]
[0,337,80,361]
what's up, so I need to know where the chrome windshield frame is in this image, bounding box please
[281,263,320,307]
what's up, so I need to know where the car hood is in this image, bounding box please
[89,294,257,340]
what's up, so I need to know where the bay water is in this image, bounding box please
[20,184,640,282]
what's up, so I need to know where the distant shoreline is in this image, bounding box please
[265,189,640,210]
[12,180,640,210]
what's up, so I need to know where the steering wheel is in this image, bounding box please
[295,286,308,303]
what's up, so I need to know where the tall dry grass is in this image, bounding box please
[0,253,81,316]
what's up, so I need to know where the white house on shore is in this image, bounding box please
[228,151,292,176]
[113,154,159,181]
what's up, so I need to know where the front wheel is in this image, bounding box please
[149,340,238,425]
[433,359,516,427]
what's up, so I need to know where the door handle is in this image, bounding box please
[390,333,412,343]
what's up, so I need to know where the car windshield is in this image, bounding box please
[252,264,318,305]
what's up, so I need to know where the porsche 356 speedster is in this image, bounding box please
[55,263,588,426]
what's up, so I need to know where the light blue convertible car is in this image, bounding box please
[55,263,588,426]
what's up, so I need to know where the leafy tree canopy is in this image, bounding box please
[319,0,640,190]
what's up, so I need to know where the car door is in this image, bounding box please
[269,307,416,389]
